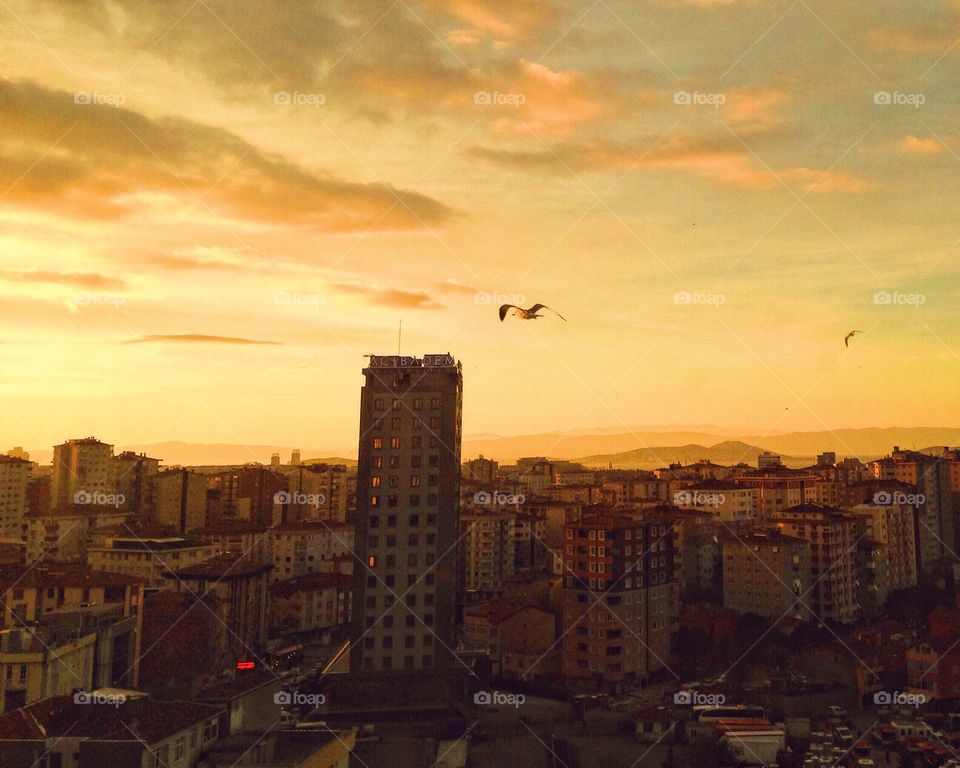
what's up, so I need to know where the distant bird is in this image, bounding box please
[499,303,566,322]
[844,330,861,347]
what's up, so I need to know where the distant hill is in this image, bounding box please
[737,427,960,458]
[461,431,751,463]
[577,440,798,470]
[462,426,960,464]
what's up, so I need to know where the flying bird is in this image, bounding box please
[844,330,861,347]
[499,303,566,322]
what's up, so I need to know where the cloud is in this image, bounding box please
[468,132,874,193]
[0,269,126,290]
[0,79,453,233]
[330,283,444,309]
[125,334,282,345]
[725,86,791,129]
[900,134,945,156]
[868,27,951,53]
[432,279,479,294]
[424,0,563,40]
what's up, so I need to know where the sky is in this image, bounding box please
[1,0,959,456]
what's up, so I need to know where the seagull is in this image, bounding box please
[499,303,566,322]
[844,330,861,347]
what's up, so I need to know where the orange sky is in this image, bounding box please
[1,0,959,455]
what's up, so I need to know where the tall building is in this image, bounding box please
[769,504,859,624]
[561,510,676,693]
[460,508,516,595]
[884,447,953,571]
[734,468,818,522]
[154,468,208,533]
[722,528,809,621]
[350,353,463,681]
[50,437,113,510]
[207,466,287,529]
[0,455,31,538]
[110,451,159,516]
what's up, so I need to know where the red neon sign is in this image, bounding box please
[236,661,255,670]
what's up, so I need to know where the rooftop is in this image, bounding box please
[166,553,273,580]
[0,695,222,743]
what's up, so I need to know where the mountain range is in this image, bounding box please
[21,427,960,469]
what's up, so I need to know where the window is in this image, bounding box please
[175,738,185,761]
[374,398,385,411]
[391,416,402,429]
[413,418,422,429]
[392,399,401,409]
[410,495,420,507]
[388,476,399,488]
[371,476,381,488]
[430,397,440,409]
[411,475,421,487]
[413,398,423,410]
[372,437,383,450]
[389,456,400,468]
[412,436,422,449]
[411,456,421,468]
[429,417,440,429]
[372,456,382,469]
[370,495,379,507]
[390,437,400,449]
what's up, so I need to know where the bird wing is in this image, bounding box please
[499,304,521,321]
[528,304,567,321]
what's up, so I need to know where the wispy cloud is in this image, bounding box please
[0,269,125,290]
[330,283,444,310]
[124,334,282,345]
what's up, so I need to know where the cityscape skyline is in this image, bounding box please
[4,2,960,765]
